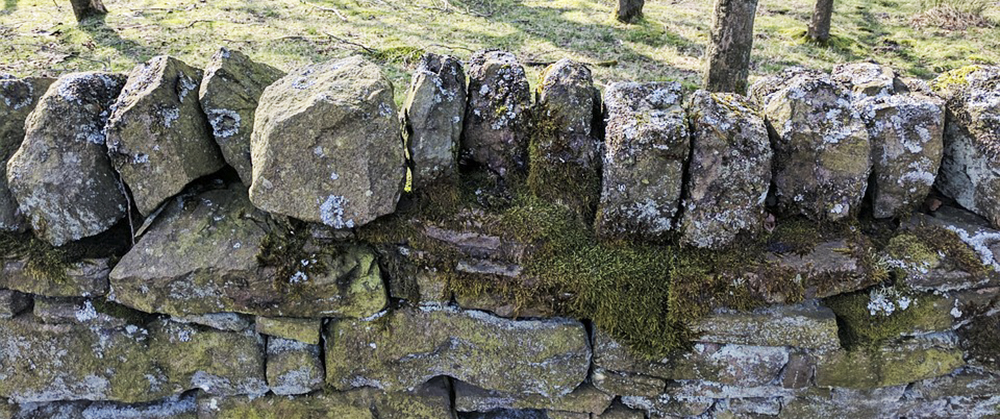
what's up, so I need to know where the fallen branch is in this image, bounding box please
[300,0,348,22]
[323,32,376,54]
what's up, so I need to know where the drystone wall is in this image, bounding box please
[0,49,998,419]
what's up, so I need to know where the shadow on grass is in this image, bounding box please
[77,14,154,64]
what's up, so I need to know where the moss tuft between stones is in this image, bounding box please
[0,225,128,285]
[526,107,601,220]
[931,65,985,92]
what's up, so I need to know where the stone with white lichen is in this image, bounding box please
[6,72,129,246]
[105,56,225,216]
[249,56,404,229]
[0,75,54,233]
[199,48,285,187]
[832,62,906,98]
[462,49,533,178]
[859,93,945,218]
[325,305,590,397]
[109,182,387,318]
[932,65,1000,228]
[679,90,772,249]
[752,68,871,221]
[596,82,689,241]
[266,337,324,396]
[403,52,466,188]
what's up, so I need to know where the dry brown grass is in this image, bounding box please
[911,5,995,31]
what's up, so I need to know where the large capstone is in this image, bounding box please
[531,59,601,215]
[832,62,905,98]
[249,55,404,229]
[109,183,387,318]
[860,93,945,218]
[325,306,590,397]
[754,68,871,221]
[198,48,285,186]
[462,49,532,178]
[679,90,772,249]
[6,73,127,246]
[403,53,466,188]
[596,82,688,240]
[0,75,53,232]
[933,66,1000,227]
[105,56,225,216]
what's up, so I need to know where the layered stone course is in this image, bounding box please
[0,53,998,418]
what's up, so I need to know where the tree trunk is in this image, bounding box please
[808,0,834,42]
[613,0,644,23]
[69,0,107,22]
[702,0,759,95]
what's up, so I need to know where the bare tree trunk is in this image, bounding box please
[808,0,834,42]
[702,0,759,95]
[69,0,107,22]
[614,0,644,23]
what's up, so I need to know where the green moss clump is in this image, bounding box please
[363,46,424,65]
[526,105,601,220]
[932,65,984,91]
[888,223,989,278]
[0,224,130,284]
[825,285,948,349]
[256,221,329,296]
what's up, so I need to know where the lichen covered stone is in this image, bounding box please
[255,316,321,345]
[325,305,590,397]
[109,183,387,318]
[454,381,612,415]
[403,53,466,188]
[754,68,871,221]
[932,65,1000,227]
[596,82,688,240]
[0,75,53,232]
[692,301,840,350]
[462,49,533,178]
[198,47,285,186]
[6,72,128,246]
[266,337,323,395]
[250,55,404,228]
[679,90,771,248]
[106,56,225,216]
[0,257,111,298]
[815,341,964,389]
[860,93,945,218]
[832,62,904,98]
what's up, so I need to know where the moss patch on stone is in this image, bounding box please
[931,65,985,91]
[526,111,600,220]
[825,284,948,349]
[0,223,130,285]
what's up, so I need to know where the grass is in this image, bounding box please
[2,0,998,104]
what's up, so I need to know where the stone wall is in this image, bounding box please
[0,52,998,418]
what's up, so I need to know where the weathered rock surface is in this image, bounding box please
[6,72,127,246]
[250,55,404,228]
[0,257,111,298]
[531,59,601,214]
[832,62,904,98]
[862,93,945,218]
[198,47,285,186]
[3,393,197,419]
[325,306,590,397]
[596,82,688,240]
[933,65,1000,227]
[110,183,387,318]
[173,312,251,332]
[892,206,1000,291]
[680,90,771,248]
[0,315,266,403]
[266,337,323,395]
[462,49,533,177]
[755,68,871,221]
[454,381,613,414]
[693,301,840,350]
[255,316,321,345]
[198,377,454,419]
[815,341,964,389]
[0,289,30,318]
[403,53,466,187]
[0,75,53,232]
[106,56,225,216]
[767,238,873,299]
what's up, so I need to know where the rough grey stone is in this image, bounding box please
[680,90,771,248]
[462,49,532,178]
[933,66,1000,227]
[109,183,387,318]
[693,301,840,350]
[198,47,285,186]
[106,56,225,216]
[0,75,53,232]
[0,257,111,298]
[755,68,871,221]
[403,53,466,188]
[596,82,688,240]
[6,72,127,246]
[254,316,321,345]
[5,393,197,419]
[250,55,404,229]
[0,289,30,318]
[172,312,251,332]
[454,381,612,414]
[895,206,1000,292]
[832,62,904,98]
[325,306,590,397]
[815,341,964,389]
[266,337,323,396]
